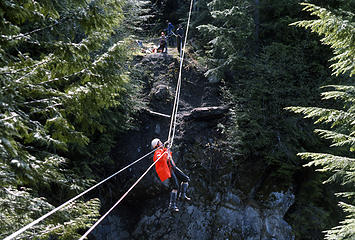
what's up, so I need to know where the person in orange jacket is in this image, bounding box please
[151,138,190,212]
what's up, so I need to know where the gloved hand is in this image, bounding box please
[163,140,170,148]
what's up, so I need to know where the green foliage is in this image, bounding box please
[197,0,346,237]
[287,3,355,239]
[288,84,355,240]
[0,187,100,240]
[225,42,328,183]
[197,0,254,80]
[291,3,355,77]
[0,0,143,239]
[324,202,355,240]
[120,0,154,36]
[285,172,337,240]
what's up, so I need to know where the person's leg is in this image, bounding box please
[179,181,190,201]
[171,34,175,46]
[167,34,173,46]
[177,38,181,55]
[169,170,179,211]
[162,42,167,53]
[173,166,191,201]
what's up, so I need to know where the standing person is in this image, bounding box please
[165,20,175,47]
[176,24,184,56]
[151,138,191,212]
[157,31,167,53]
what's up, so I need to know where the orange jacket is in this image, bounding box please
[153,148,174,182]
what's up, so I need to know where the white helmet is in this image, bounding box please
[151,138,162,149]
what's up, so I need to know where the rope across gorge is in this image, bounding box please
[4,0,195,238]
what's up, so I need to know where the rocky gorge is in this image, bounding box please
[91,53,296,240]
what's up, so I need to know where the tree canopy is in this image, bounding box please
[287,3,355,239]
[0,0,142,238]
[1,0,354,239]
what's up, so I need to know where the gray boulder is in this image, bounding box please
[152,84,170,101]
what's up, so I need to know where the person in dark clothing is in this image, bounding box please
[165,20,175,47]
[151,138,191,212]
[157,32,167,53]
[176,24,184,56]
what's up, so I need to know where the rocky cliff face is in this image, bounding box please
[91,53,295,240]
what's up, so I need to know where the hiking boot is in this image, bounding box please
[169,191,179,212]
[179,182,191,201]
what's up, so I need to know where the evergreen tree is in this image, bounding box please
[197,0,254,80]
[291,3,355,77]
[0,0,142,238]
[197,0,331,184]
[288,3,355,239]
[197,1,344,237]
